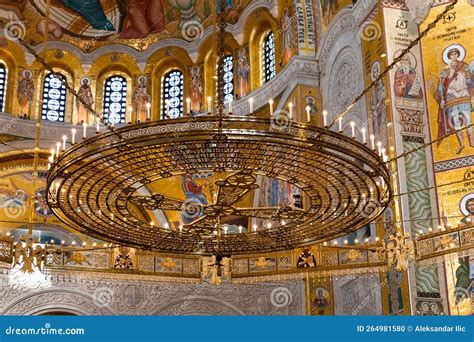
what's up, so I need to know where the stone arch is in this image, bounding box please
[154,296,246,316]
[318,9,367,134]
[1,289,116,316]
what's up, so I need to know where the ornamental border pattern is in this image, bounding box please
[434,156,474,172]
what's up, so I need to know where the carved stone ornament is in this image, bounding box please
[405,0,435,25]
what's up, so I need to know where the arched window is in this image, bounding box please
[262,32,276,83]
[0,63,7,112]
[41,73,67,122]
[222,55,234,104]
[161,70,184,119]
[103,75,127,124]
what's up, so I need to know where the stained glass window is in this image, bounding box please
[103,75,127,124]
[263,32,276,83]
[0,63,6,112]
[41,73,67,122]
[161,70,184,119]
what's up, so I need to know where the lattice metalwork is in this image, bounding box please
[47,116,390,255]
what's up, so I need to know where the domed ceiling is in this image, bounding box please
[4,0,252,50]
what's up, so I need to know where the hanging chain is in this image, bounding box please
[216,0,228,130]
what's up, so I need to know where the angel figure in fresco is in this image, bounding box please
[0,179,28,209]
[237,47,250,98]
[434,45,473,155]
[17,70,35,119]
[181,174,209,224]
[190,66,203,114]
[281,7,294,66]
[369,61,387,144]
[119,0,166,39]
[76,77,94,124]
[394,53,423,99]
[132,76,151,122]
[59,0,115,31]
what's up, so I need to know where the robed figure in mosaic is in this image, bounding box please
[237,47,249,98]
[77,77,94,124]
[133,76,151,122]
[17,70,34,119]
[435,46,473,155]
[281,7,294,66]
[190,66,203,114]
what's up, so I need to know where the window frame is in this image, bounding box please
[41,72,67,123]
[161,69,184,119]
[103,75,128,125]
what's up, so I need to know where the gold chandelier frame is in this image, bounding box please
[46,116,390,255]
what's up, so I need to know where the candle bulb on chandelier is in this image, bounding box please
[82,122,87,139]
[288,102,293,119]
[61,135,67,150]
[252,224,257,232]
[71,128,76,144]
[350,121,355,138]
[207,96,212,113]
[179,224,183,233]
[128,106,133,122]
[306,105,311,123]
[146,102,151,120]
[269,99,274,117]
[249,97,254,114]
[50,148,55,161]
[361,127,367,144]
[186,98,191,114]
[323,110,328,127]
[370,135,375,150]
[228,98,233,113]
[96,120,100,133]
[338,116,342,132]
[56,142,61,157]
[377,141,382,156]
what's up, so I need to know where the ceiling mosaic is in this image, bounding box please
[4,0,252,51]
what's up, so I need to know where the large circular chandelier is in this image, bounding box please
[46,116,390,255]
[45,0,390,256]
